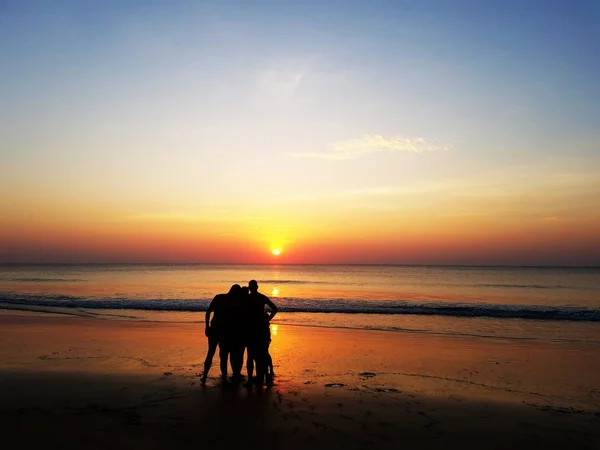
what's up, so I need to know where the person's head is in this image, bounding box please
[228,284,242,295]
[248,279,258,293]
[241,286,249,296]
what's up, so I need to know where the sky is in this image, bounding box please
[1,0,599,265]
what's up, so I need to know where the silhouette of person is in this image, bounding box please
[228,286,249,382]
[201,284,240,385]
[264,311,275,381]
[245,279,278,387]
[246,312,275,383]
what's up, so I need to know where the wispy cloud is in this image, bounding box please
[254,56,318,104]
[272,162,600,221]
[291,135,450,160]
[257,67,306,101]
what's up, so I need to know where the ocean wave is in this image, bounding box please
[11,278,85,283]
[219,279,331,285]
[256,279,330,285]
[471,283,583,290]
[218,280,595,290]
[0,293,599,322]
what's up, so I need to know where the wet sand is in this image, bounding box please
[0,312,599,449]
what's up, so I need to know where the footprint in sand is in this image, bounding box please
[373,387,400,393]
[276,391,284,403]
[324,383,345,388]
[359,372,377,378]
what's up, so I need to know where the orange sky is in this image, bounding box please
[2,171,599,265]
[2,2,600,265]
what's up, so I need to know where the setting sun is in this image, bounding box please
[273,249,281,256]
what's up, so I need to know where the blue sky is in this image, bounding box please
[1,0,599,263]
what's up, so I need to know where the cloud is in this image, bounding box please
[272,182,449,204]
[257,68,306,100]
[254,56,319,105]
[290,135,450,160]
[273,162,600,222]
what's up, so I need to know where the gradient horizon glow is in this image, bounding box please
[1,1,599,265]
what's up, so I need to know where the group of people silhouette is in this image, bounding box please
[202,279,278,388]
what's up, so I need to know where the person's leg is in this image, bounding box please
[267,352,274,376]
[219,343,230,382]
[230,342,245,379]
[237,345,246,377]
[245,344,255,384]
[201,337,218,384]
[254,340,268,387]
[266,339,274,376]
[265,351,274,386]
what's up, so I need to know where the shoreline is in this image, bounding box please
[1,312,599,449]
[2,306,600,345]
[2,262,600,268]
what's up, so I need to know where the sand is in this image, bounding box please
[0,311,599,449]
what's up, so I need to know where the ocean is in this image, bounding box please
[1,264,599,343]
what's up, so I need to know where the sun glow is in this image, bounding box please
[273,248,281,256]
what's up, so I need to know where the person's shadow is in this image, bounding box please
[195,383,276,447]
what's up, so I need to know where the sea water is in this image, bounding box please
[1,264,599,342]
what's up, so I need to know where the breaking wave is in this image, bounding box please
[1,292,599,322]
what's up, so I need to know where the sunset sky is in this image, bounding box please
[1,0,599,265]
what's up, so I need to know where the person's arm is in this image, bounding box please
[264,297,278,321]
[205,299,215,337]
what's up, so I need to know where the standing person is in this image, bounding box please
[246,279,278,387]
[247,312,275,384]
[228,286,249,382]
[264,311,275,382]
[201,284,240,385]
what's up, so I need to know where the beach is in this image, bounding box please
[1,311,599,449]
[3,0,600,447]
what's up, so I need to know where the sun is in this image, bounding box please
[272,248,281,256]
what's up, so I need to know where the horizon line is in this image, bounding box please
[1,262,598,269]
